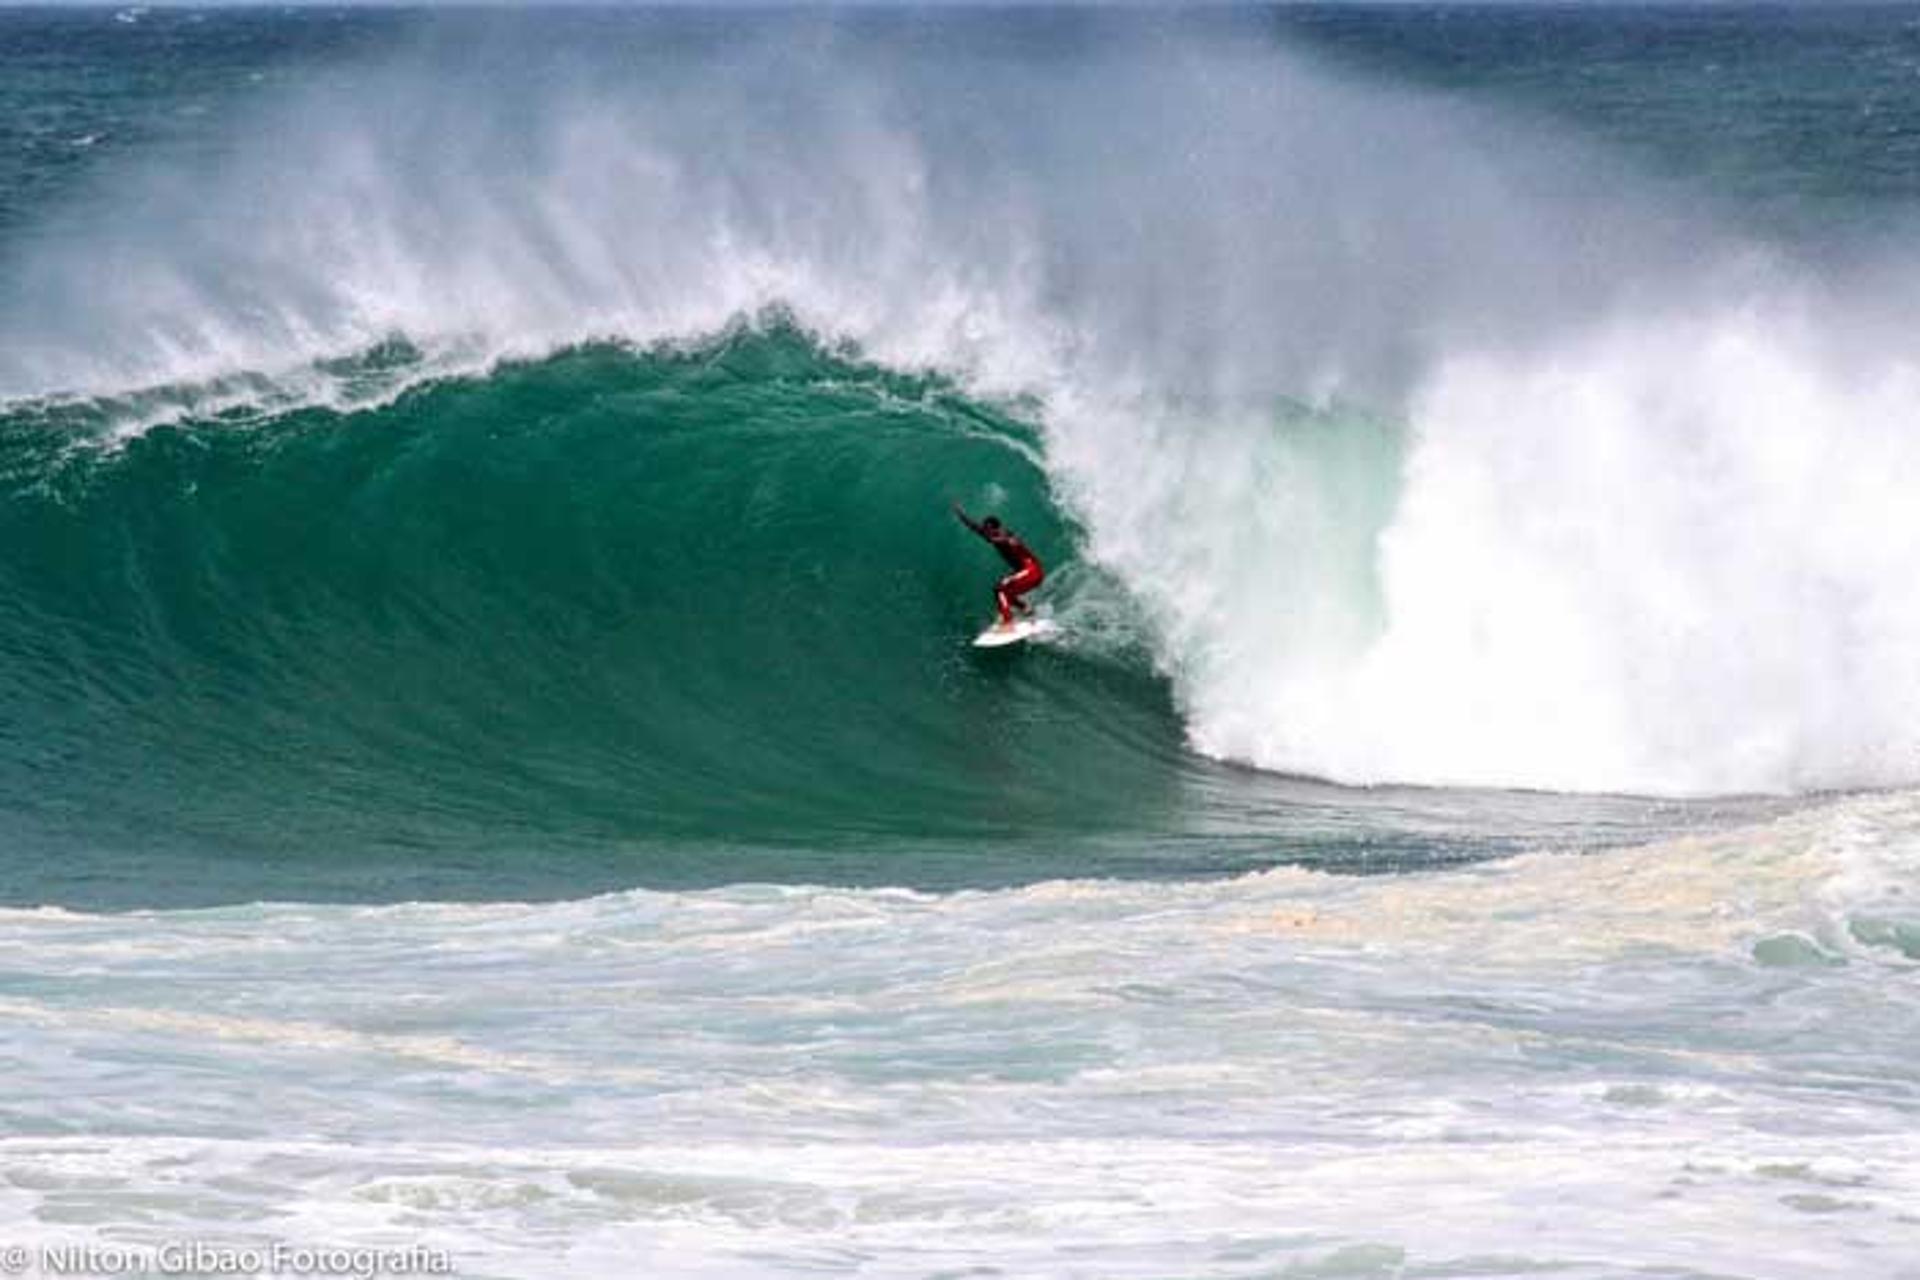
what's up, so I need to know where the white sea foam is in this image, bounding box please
[0,793,1915,1277]
[1130,298,1920,795]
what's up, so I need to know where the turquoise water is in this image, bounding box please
[1,324,1728,906]
[2,7,1918,1277]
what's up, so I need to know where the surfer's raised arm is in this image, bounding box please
[951,501,988,539]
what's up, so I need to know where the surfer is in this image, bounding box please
[953,502,1044,628]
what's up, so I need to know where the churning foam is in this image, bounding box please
[1114,297,1920,795]
[1,792,1916,1277]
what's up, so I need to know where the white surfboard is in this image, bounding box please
[972,617,1058,649]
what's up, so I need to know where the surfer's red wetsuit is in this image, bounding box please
[953,503,1045,625]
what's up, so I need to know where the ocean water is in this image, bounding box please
[1,6,1917,1277]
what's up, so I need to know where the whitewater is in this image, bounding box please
[4,794,1917,1277]
[1,5,1918,1277]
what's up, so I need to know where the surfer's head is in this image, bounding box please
[981,516,1003,534]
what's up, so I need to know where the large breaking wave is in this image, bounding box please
[5,6,1919,818]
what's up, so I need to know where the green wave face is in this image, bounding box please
[0,327,1790,906]
[0,328,1225,898]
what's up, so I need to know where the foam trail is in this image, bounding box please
[0,792,1916,1277]
[6,13,1920,795]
